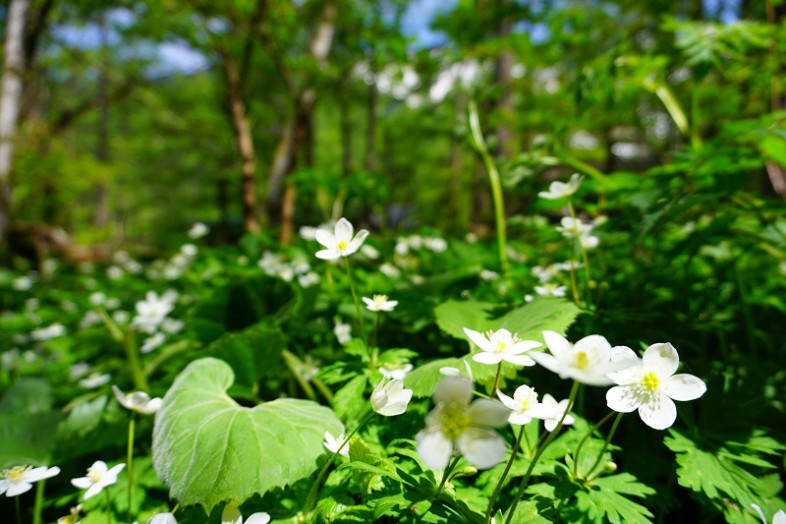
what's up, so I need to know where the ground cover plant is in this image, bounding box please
[1,1,785,523]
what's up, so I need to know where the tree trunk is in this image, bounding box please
[93,11,110,229]
[222,52,260,233]
[364,69,378,172]
[0,0,30,249]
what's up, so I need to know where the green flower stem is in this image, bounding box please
[282,350,318,402]
[491,363,503,398]
[123,331,149,392]
[566,253,580,306]
[572,410,616,478]
[505,381,580,524]
[485,425,526,523]
[15,496,21,524]
[468,100,509,279]
[586,412,624,482]
[304,410,375,516]
[106,488,112,524]
[343,257,365,334]
[127,413,136,524]
[435,455,462,499]
[32,477,45,524]
[370,311,381,369]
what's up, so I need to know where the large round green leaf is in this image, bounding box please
[152,357,343,513]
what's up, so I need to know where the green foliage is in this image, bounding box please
[152,358,343,513]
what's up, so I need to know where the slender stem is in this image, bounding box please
[304,410,375,516]
[127,413,136,524]
[435,456,462,499]
[343,257,365,334]
[106,488,112,524]
[567,202,592,286]
[485,425,526,523]
[15,496,21,524]
[505,381,580,524]
[122,331,148,391]
[370,312,381,368]
[32,477,45,524]
[282,349,317,401]
[567,254,580,306]
[586,412,624,482]
[491,363,502,398]
[572,410,616,478]
[468,100,509,279]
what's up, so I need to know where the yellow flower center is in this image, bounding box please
[5,465,30,482]
[440,403,470,440]
[337,240,348,251]
[496,341,507,353]
[575,351,590,369]
[641,371,660,391]
[87,467,102,483]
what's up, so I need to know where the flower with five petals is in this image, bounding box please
[464,328,541,367]
[315,218,368,260]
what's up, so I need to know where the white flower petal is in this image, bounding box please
[416,428,453,470]
[606,386,640,413]
[642,343,679,378]
[24,466,60,483]
[457,427,507,469]
[463,328,491,352]
[662,374,706,401]
[508,411,533,425]
[542,330,571,359]
[610,345,638,362]
[496,390,518,411]
[529,352,563,377]
[607,363,644,386]
[347,229,369,254]
[315,249,340,260]
[773,510,786,524]
[246,513,271,524]
[5,482,32,497]
[84,483,103,499]
[71,477,93,489]
[466,399,510,427]
[638,393,677,430]
[506,340,542,355]
[473,352,502,365]
[502,354,536,367]
[221,504,243,524]
[574,334,611,354]
[334,218,353,242]
[433,376,473,406]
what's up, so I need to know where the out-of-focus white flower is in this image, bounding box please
[416,376,510,470]
[360,244,380,259]
[334,321,351,344]
[439,360,474,381]
[556,216,593,238]
[89,292,106,306]
[323,431,349,458]
[497,385,546,425]
[0,465,60,497]
[534,283,567,297]
[107,266,124,280]
[524,294,534,303]
[606,343,706,430]
[291,255,310,274]
[112,385,162,415]
[751,503,786,524]
[298,272,320,287]
[11,276,33,290]
[424,237,448,252]
[532,264,562,283]
[221,503,270,524]
[362,294,398,312]
[539,173,582,200]
[371,378,413,416]
[79,372,111,388]
[537,394,575,431]
[531,331,637,386]
[112,310,130,325]
[161,318,184,334]
[2,350,19,371]
[71,461,124,500]
[465,232,478,244]
[479,269,499,281]
[188,222,209,239]
[141,332,166,354]
[380,363,413,380]
[147,513,177,524]
[69,362,91,380]
[132,292,175,334]
[379,263,401,278]
[25,297,40,310]
[80,310,102,329]
[258,252,285,275]
[464,328,540,367]
[56,504,83,524]
[124,259,143,274]
[30,324,66,341]
[558,260,583,272]
[315,218,368,260]
[181,244,197,257]
[299,225,318,240]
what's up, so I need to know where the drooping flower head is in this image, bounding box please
[112,385,163,415]
[371,378,413,417]
[531,331,636,386]
[0,465,60,497]
[606,343,706,430]
[464,328,541,367]
[539,173,583,200]
[315,218,369,260]
[71,461,125,499]
[416,376,510,470]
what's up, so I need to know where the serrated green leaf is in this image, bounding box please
[152,357,343,513]
[573,473,655,524]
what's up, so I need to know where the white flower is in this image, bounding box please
[531,331,636,386]
[315,218,369,260]
[299,225,318,240]
[606,343,707,430]
[0,465,60,497]
[188,222,209,239]
[258,252,285,275]
[380,363,413,380]
[371,378,413,416]
[180,244,197,257]
[323,431,349,458]
[362,294,398,312]
[221,503,270,524]
[112,385,163,415]
[360,244,380,259]
[479,269,499,281]
[751,503,786,524]
[534,283,567,297]
[30,324,66,341]
[379,263,401,278]
[71,461,125,499]
[147,513,177,524]
[334,321,352,344]
[537,394,575,431]
[416,376,510,470]
[297,272,320,287]
[161,318,184,334]
[107,266,124,280]
[539,173,582,200]
[80,310,102,329]
[69,362,91,380]
[496,385,543,425]
[532,263,563,283]
[79,372,111,388]
[89,292,107,306]
[141,332,166,354]
[132,292,175,334]
[556,216,594,238]
[11,276,33,290]
[112,310,130,325]
[464,328,541,367]
[424,237,448,252]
